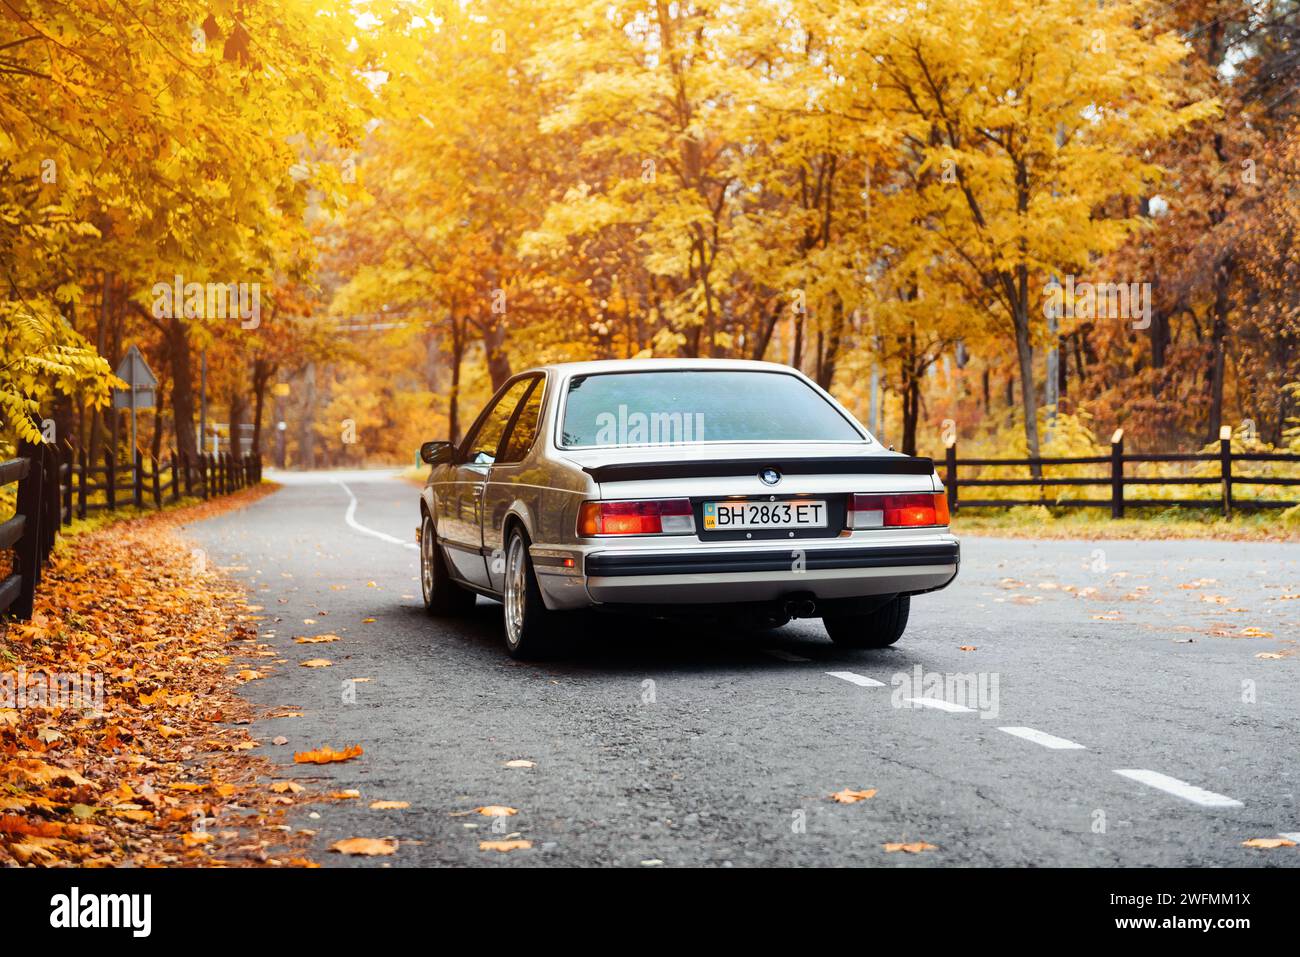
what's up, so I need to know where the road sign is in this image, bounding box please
[112,345,158,410]
[112,345,159,453]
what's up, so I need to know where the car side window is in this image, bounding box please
[497,378,544,465]
[462,379,532,466]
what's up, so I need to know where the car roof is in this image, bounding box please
[532,357,810,378]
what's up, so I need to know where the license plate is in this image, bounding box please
[703,499,827,530]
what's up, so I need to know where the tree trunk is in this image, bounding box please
[1205,262,1231,443]
[229,391,246,457]
[751,301,782,361]
[480,319,512,391]
[250,359,273,457]
[1013,309,1042,478]
[901,366,920,457]
[815,301,844,389]
[447,314,466,446]
[167,316,199,460]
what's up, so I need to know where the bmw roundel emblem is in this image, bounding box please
[760,468,781,486]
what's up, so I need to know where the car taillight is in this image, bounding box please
[848,493,950,529]
[577,499,695,536]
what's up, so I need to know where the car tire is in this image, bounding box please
[822,595,910,648]
[502,527,564,659]
[420,512,476,616]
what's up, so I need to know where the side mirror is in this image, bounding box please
[419,440,455,465]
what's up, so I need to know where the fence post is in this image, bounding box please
[1219,426,1233,518]
[40,445,56,558]
[77,448,87,520]
[944,439,958,514]
[13,439,44,620]
[105,450,116,512]
[1110,428,1124,520]
[200,454,209,499]
[151,454,162,507]
[183,451,192,497]
[170,452,179,502]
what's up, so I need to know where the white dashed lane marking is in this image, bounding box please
[1113,769,1243,808]
[998,726,1087,750]
[825,671,885,687]
[765,649,811,662]
[904,696,974,713]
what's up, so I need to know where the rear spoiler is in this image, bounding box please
[582,456,936,483]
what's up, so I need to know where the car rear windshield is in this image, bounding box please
[559,370,865,448]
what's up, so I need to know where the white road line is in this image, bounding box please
[1113,769,1243,808]
[765,649,811,662]
[998,726,1087,750]
[826,670,885,687]
[904,696,974,712]
[336,480,419,550]
[1278,832,1300,843]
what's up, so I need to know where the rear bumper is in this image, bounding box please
[572,537,959,607]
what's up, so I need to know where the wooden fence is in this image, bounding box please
[1,441,262,621]
[939,433,1300,518]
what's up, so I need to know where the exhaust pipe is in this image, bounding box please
[783,598,817,619]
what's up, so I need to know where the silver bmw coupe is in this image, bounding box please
[417,358,959,658]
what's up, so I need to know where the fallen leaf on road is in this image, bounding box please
[503,759,536,768]
[270,782,304,794]
[182,832,212,847]
[294,745,363,764]
[330,837,398,856]
[884,841,938,853]
[475,805,518,817]
[295,634,341,644]
[479,839,531,852]
[1239,627,1273,638]
[235,670,264,681]
[830,788,877,804]
[1091,613,1123,621]
[272,736,289,745]
[362,618,376,623]
[1200,595,1232,605]
[958,646,977,652]
[1241,838,1296,849]
[329,789,362,799]
[369,800,410,810]
[300,659,333,668]
[1256,652,1286,660]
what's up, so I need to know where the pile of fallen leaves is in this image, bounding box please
[0,484,314,867]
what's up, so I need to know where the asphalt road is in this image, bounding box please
[186,469,1300,867]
